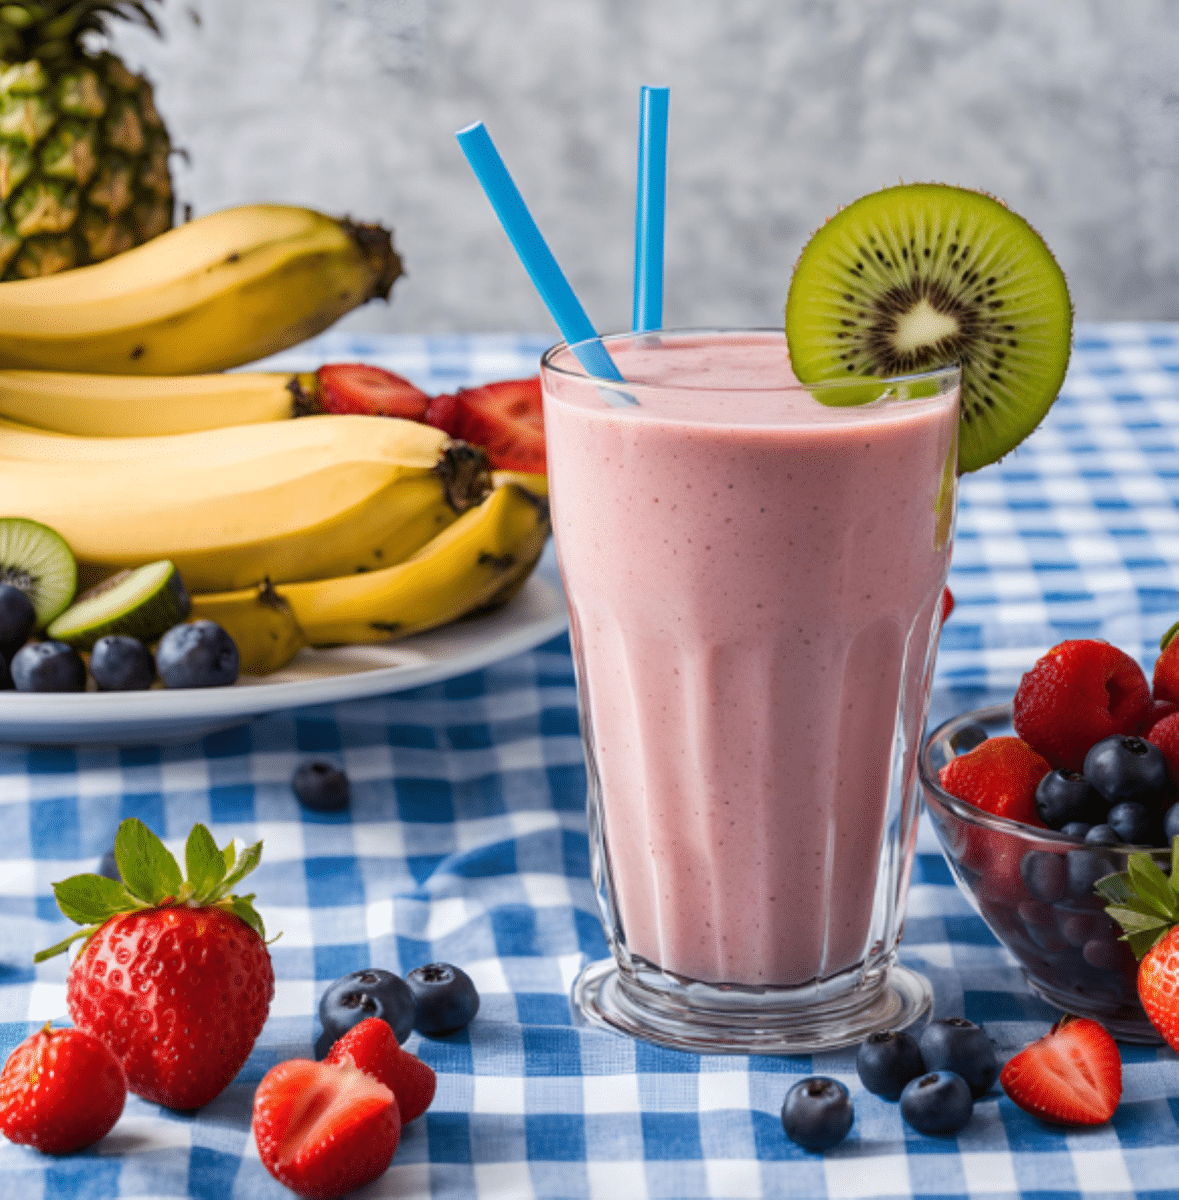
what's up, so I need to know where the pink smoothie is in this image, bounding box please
[543,332,958,988]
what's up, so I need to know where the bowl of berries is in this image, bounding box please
[919,636,1179,1044]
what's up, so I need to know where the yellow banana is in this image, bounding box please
[0,369,317,436]
[189,581,306,676]
[0,204,401,375]
[190,480,550,649]
[0,415,491,592]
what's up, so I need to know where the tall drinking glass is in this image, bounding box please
[542,329,960,1054]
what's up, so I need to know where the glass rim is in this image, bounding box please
[540,326,963,395]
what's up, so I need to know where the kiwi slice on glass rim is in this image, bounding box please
[0,516,76,630]
[785,183,1072,472]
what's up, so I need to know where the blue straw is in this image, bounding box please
[455,121,632,396]
[632,86,669,333]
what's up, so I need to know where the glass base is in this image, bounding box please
[572,957,932,1055]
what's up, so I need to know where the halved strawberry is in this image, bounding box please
[316,363,431,420]
[425,378,545,473]
[253,1057,400,1200]
[324,1016,436,1123]
[999,1015,1121,1126]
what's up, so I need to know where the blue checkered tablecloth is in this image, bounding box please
[2,323,1179,1199]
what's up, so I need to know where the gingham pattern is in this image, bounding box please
[1,324,1178,1199]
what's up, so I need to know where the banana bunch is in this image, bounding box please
[0,414,493,592]
[191,476,551,660]
[0,204,401,375]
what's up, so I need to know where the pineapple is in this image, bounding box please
[0,1,174,279]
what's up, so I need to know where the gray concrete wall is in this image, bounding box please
[111,0,1179,337]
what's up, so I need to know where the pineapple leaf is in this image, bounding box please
[185,822,227,900]
[114,816,182,904]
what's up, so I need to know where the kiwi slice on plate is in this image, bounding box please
[785,183,1072,472]
[47,560,191,650]
[0,516,76,630]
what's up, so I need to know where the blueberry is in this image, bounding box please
[1035,769,1106,829]
[0,583,35,661]
[1085,823,1123,846]
[899,1070,973,1136]
[406,962,481,1037]
[89,635,155,691]
[1164,802,1179,846]
[1019,851,1067,903]
[1107,801,1159,847]
[97,849,120,881]
[317,968,415,1056]
[155,620,239,688]
[1060,821,1093,840]
[780,1077,854,1152]
[1066,848,1120,900]
[949,723,989,754]
[11,640,86,692]
[855,1029,926,1100]
[918,1018,998,1098]
[1083,736,1168,807]
[292,761,351,813]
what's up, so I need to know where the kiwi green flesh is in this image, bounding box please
[0,517,77,629]
[785,183,1073,473]
[47,560,191,650]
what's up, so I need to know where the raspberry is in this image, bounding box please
[1153,621,1179,704]
[938,736,1051,826]
[1012,640,1152,771]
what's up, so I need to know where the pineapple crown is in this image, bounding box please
[34,817,269,963]
[0,1,161,64]
[1097,837,1179,960]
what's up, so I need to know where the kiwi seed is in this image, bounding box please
[785,183,1073,472]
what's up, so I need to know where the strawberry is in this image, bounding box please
[424,377,545,473]
[1144,698,1179,736]
[1148,710,1179,782]
[938,736,1051,826]
[1098,838,1179,1051]
[253,1056,400,1200]
[325,1017,436,1123]
[35,818,275,1111]
[316,363,431,420]
[1012,639,1153,771]
[0,1023,126,1153]
[999,1015,1121,1126]
[1153,620,1179,704]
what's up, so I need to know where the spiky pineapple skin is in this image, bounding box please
[0,2,174,278]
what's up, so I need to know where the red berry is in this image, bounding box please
[1143,698,1179,735]
[1138,925,1179,1052]
[425,378,545,473]
[941,586,954,623]
[1012,639,1152,771]
[1148,711,1179,784]
[1153,621,1179,704]
[316,363,431,419]
[0,1025,126,1154]
[938,736,1051,826]
[1000,1016,1121,1126]
[324,1017,436,1124]
[67,905,274,1110]
[253,1057,399,1199]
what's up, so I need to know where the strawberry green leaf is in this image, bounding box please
[1105,903,1172,936]
[225,894,266,941]
[1126,852,1179,922]
[1161,620,1179,653]
[33,927,95,963]
[214,839,263,900]
[115,817,183,904]
[1170,836,1179,892]
[185,823,227,900]
[1095,871,1135,906]
[50,874,135,926]
[1127,926,1170,961]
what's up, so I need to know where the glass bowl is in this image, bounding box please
[920,703,1166,1044]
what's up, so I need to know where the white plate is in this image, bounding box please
[0,546,568,748]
